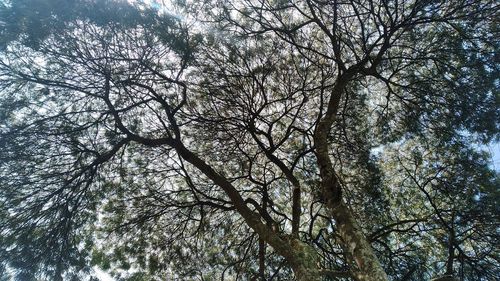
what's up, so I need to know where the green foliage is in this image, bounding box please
[0,0,189,54]
[0,0,498,280]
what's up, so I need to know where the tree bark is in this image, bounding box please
[313,75,388,281]
[258,238,265,280]
[285,238,322,281]
[330,202,388,281]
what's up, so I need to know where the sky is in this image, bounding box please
[95,267,114,281]
[488,142,500,171]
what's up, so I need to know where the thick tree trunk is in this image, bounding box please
[313,76,389,281]
[329,202,388,281]
[258,238,265,280]
[285,238,322,281]
[294,266,322,281]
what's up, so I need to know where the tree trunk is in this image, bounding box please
[258,238,265,280]
[286,238,322,281]
[329,202,388,281]
[294,267,322,281]
[313,75,389,281]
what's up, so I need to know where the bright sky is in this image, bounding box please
[488,142,500,171]
[94,267,114,281]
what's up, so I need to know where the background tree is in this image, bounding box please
[0,0,498,280]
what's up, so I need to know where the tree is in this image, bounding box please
[0,0,498,280]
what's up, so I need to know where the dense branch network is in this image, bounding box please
[0,0,498,280]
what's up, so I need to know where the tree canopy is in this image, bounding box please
[0,0,498,280]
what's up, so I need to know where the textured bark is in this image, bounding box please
[446,226,455,276]
[330,202,388,281]
[286,238,322,281]
[291,184,301,236]
[313,74,389,281]
[258,238,265,280]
